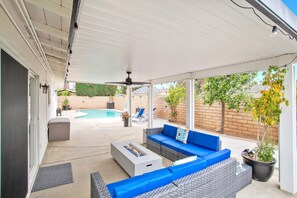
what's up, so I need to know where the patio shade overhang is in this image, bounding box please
[68,0,297,85]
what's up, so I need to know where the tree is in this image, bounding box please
[195,79,205,95]
[57,90,70,96]
[251,66,288,161]
[116,85,127,95]
[76,83,117,96]
[165,82,186,122]
[202,72,256,134]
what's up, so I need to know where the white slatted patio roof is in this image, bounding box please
[68,0,297,85]
[23,0,72,83]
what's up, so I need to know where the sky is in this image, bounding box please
[282,0,297,16]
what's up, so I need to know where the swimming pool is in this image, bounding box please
[76,109,121,119]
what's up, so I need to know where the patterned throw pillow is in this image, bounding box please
[175,127,189,144]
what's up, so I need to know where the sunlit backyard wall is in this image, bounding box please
[58,95,279,141]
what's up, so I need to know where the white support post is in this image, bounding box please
[186,79,195,130]
[148,85,154,128]
[279,63,297,194]
[128,86,132,127]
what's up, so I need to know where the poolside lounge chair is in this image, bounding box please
[132,108,145,123]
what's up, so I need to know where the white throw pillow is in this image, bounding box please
[172,156,198,166]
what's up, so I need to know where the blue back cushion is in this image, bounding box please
[107,175,144,197]
[141,168,173,192]
[162,124,178,138]
[193,131,220,151]
[168,158,207,180]
[187,130,195,144]
[109,168,173,198]
[203,149,231,166]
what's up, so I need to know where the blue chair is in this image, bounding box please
[132,108,145,123]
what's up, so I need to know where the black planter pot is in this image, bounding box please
[63,105,70,110]
[124,118,129,127]
[242,151,276,182]
[107,102,115,109]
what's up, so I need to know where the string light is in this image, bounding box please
[271,26,277,37]
[230,0,295,41]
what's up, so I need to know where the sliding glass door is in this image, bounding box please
[28,75,39,175]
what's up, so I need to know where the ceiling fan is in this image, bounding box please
[105,71,150,86]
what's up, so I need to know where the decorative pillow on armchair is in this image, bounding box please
[176,127,189,144]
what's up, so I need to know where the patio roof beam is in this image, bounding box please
[24,0,71,19]
[39,38,67,52]
[44,49,66,60]
[150,53,296,84]
[46,56,65,64]
[31,20,68,40]
[48,60,65,67]
[151,73,192,85]
[49,65,66,72]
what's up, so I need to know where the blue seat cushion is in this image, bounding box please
[180,143,215,157]
[161,139,185,153]
[162,124,178,138]
[148,134,170,144]
[168,158,207,180]
[108,168,173,198]
[193,131,220,151]
[202,149,231,166]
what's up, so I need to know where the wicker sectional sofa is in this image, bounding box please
[90,125,252,198]
[91,155,252,198]
[145,124,221,161]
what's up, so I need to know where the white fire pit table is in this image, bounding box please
[111,141,162,177]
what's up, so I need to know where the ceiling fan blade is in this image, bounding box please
[105,82,127,85]
[131,82,151,85]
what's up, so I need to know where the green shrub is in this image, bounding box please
[76,83,117,97]
[58,90,70,96]
[257,139,275,162]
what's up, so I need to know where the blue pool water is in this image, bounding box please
[76,109,121,119]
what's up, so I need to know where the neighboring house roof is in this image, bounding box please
[133,87,167,95]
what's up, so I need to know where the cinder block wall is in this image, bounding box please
[154,97,279,142]
[57,95,148,113]
[58,95,279,141]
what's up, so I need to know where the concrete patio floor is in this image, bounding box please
[30,111,295,198]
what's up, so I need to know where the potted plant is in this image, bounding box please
[121,111,130,127]
[242,65,288,182]
[63,97,70,110]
